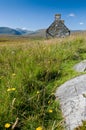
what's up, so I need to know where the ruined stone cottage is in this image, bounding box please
[46,14,70,38]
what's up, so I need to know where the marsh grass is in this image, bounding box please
[0,33,86,130]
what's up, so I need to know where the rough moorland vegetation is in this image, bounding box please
[0,33,86,130]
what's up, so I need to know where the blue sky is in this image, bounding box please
[0,0,86,30]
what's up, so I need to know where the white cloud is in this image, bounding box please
[68,13,75,17]
[79,22,84,25]
[22,27,27,30]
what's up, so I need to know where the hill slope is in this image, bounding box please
[16,28,34,35]
[0,27,22,35]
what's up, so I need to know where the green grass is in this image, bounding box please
[75,121,86,130]
[0,34,86,130]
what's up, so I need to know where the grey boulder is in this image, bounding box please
[73,60,86,72]
[55,74,86,130]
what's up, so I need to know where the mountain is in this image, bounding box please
[0,27,22,35]
[0,27,34,35]
[0,27,85,36]
[28,29,46,37]
[16,28,34,35]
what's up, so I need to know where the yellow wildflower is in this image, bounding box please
[7,88,11,92]
[37,91,40,94]
[48,100,50,104]
[51,92,54,95]
[36,126,42,130]
[11,88,16,91]
[12,73,16,76]
[7,88,16,92]
[4,123,11,128]
[48,109,53,113]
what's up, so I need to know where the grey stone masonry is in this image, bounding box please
[46,14,70,38]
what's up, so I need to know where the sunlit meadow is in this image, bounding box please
[0,32,86,130]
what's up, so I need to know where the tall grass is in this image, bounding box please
[0,33,86,130]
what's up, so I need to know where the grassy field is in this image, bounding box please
[0,33,86,130]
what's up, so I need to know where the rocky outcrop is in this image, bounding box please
[55,74,86,130]
[73,60,86,72]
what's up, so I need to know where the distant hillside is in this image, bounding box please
[0,27,22,35]
[28,29,46,37]
[0,27,85,36]
[28,29,86,37]
[71,30,85,33]
[16,28,34,35]
[0,27,35,35]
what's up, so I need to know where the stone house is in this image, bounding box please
[46,14,70,38]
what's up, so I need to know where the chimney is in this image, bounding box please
[55,14,61,21]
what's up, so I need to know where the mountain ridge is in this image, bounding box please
[0,27,21,35]
[0,27,85,36]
